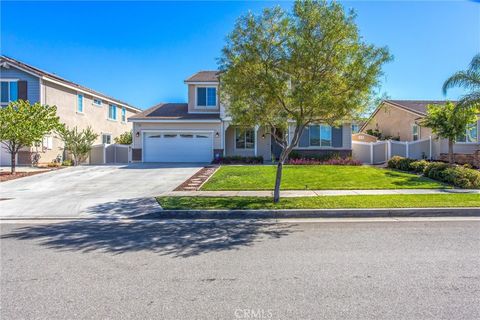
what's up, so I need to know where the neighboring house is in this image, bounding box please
[361,100,479,164]
[0,56,141,165]
[129,71,352,163]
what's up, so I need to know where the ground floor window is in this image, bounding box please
[102,134,112,144]
[457,123,478,143]
[235,128,255,149]
[412,124,420,141]
[309,124,332,147]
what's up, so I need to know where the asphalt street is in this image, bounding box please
[1,218,479,319]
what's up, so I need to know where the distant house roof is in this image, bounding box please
[384,100,449,116]
[129,103,221,121]
[0,55,141,112]
[184,71,219,83]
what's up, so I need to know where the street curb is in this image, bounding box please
[133,207,480,220]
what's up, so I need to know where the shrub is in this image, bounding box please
[410,160,429,173]
[442,166,480,189]
[212,156,263,164]
[287,157,361,166]
[423,162,450,181]
[62,159,73,166]
[47,162,61,168]
[387,156,416,171]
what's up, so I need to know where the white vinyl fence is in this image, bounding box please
[353,137,434,164]
[89,144,131,165]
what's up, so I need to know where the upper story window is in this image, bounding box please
[196,87,217,108]
[235,128,255,149]
[309,124,332,147]
[1,81,18,106]
[108,104,117,120]
[77,94,83,113]
[93,98,102,106]
[457,123,478,143]
[121,107,126,122]
[412,124,420,141]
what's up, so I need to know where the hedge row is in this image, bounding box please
[212,156,264,164]
[387,156,480,189]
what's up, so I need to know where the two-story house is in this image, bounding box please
[0,56,141,165]
[129,71,353,162]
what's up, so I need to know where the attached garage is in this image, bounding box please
[143,131,213,163]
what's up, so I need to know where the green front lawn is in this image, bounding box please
[201,165,448,190]
[158,194,480,210]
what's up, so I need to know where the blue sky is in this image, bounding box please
[1,1,479,110]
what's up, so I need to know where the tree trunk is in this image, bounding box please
[10,151,16,175]
[448,139,454,164]
[273,161,283,203]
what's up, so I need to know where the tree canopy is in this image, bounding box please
[443,53,480,110]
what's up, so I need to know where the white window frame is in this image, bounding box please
[0,80,19,106]
[102,133,112,145]
[351,124,359,134]
[93,98,102,107]
[309,124,332,148]
[412,124,420,141]
[77,93,84,113]
[121,107,126,123]
[42,136,53,150]
[195,86,217,109]
[235,128,255,150]
[108,104,117,121]
[456,122,478,144]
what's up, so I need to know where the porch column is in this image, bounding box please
[254,125,259,157]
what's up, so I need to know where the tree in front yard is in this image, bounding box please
[58,126,98,165]
[420,102,478,164]
[114,131,132,145]
[0,100,61,174]
[443,53,480,110]
[219,0,391,202]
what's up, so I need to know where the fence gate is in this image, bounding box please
[89,144,131,165]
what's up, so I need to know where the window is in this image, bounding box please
[1,81,18,106]
[93,98,102,106]
[180,134,194,138]
[412,124,420,141]
[235,128,255,149]
[42,136,53,150]
[77,94,83,113]
[309,124,332,147]
[121,107,126,122]
[163,134,177,138]
[108,105,117,120]
[102,134,112,144]
[196,87,217,107]
[196,134,209,138]
[457,123,478,143]
[351,124,359,134]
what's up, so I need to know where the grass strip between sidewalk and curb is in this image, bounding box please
[157,194,480,210]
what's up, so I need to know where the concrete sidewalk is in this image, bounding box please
[161,189,480,197]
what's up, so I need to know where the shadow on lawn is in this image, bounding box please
[1,219,296,258]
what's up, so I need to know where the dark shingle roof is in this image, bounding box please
[129,103,220,121]
[184,71,219,83]
[0,55,141,112]
[385,100,449,116]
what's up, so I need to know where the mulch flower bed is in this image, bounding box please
[174,166,219,191]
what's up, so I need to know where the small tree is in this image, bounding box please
[58,126,98,165]
[420,102,478,164]
[0,100,61,174]
[114,131,132,145]
[219,0,391,202]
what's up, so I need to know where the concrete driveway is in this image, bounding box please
[0,163,202,219]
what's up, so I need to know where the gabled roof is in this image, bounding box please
[0,55,141,113]
[184,71,219,83]
[360,100,451,132]
[128,103,221,121]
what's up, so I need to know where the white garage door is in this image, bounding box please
[143,132,213,163]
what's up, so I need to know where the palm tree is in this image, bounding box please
[443,53,480,109]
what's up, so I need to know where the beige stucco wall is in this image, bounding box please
[362,103,432,142]
[187,84,220,113]
[225,126,271,160]
[132,122,223,150]
[36,80,137,163]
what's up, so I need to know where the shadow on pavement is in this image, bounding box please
[1,220,296,258]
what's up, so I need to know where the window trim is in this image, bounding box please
[121,107,126,123]
[93,98,102,107]
[0,80,19,106]
[195,86,217,109]
[412,124,420,141]
[102,133,112,145]
[308,124,332,148]
[456,122,478,144]
[235,128,255,150]
[108,104,117,121]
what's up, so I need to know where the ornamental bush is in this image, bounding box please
[423,162,450,181]
[387,156,416,171]
[409,160,429,173]
[441,166,480,189]
[212,156,263,164]
[286,157,361,166]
